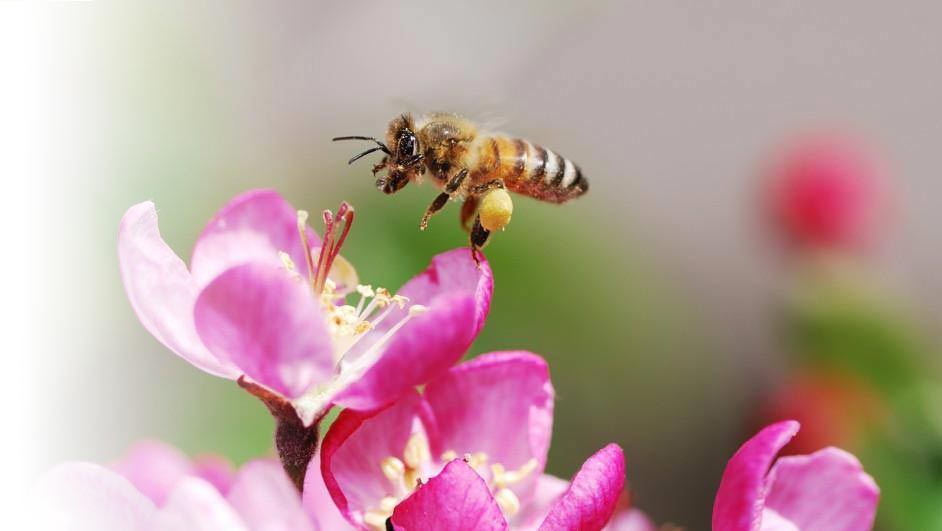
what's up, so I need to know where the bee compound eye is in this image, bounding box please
[398,132,417,159]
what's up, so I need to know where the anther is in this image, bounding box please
[408,304,428,317]
[403,432,431,469]
[492,458,539,488]
[357,284,375,298]
[441,450,458,462]
[494,488,521,517]
[379,496,398,513]
[278,251,297,272]
[404,468,420,491]
[381,457,406,481]
[364,511,389,530]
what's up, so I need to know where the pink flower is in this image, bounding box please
[111,440,236,506]
[764,135,889,251]
[318,351,625,530]
[33,442,333,531]
[712,420,879,531]
[118,189,493,424]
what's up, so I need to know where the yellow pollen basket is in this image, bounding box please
[479,188,513,232]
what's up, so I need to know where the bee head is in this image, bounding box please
[377,114,424,194]
[332,113,424,195]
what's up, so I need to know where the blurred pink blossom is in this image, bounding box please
[764,136,889,251]
[318,351,625,530]
[111,440,236,506]
[118,189,493,425]
[755,370,886,456]
[712,420,879,531]
[33,445,333,531]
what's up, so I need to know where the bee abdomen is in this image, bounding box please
[495,137,587,203]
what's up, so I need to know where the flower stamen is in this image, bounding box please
[367,438,540,528]
[312,203,354,295]
[494,488,521,517]
[296,210,318,293]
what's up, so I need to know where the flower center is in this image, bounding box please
[363,432,539,529]
[278,203,428,424]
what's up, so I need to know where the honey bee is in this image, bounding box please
[334,112,588,262]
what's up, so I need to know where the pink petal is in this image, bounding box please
[605,509,657,531]
[759,509,800,531]
[33,462,156,531]
[333,293,476,411]
[227,459,315,531]
[190,189,320,288]
[152,478,247,531]
[763,447,879,531]
[194,262,335,399]
[538,444,626,531]
[303,451,354,530]
[423,352,554,506]
[390,460,509,531]
[118,202,238,379]
[321,391,430,526]
[333,249,493,411]
[395,248,493,335]
[514,475,570,530]
[712,421,801,531]
[192,455,237,496]
[111,440,196,506]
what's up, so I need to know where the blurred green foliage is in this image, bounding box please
[786,269,942,530]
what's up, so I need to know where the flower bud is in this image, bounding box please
[764,135,889,251]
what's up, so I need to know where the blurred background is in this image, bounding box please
[12,1,942,529]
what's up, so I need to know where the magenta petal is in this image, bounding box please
[333,293,476,411]
[423,352,554,505]
[334,248,493,411]
[190,189,320,288]
[712,421,801,531]
[395,248,493,334]
[226,459,315,531]
[34,462,157,531]
[763,447,879,531]
[118,202,239,379]
[390,460,509,531]
[111,440,196,506]
[153,478,247,531]
[192,455,237,496]
[321,391,429,526]
[194,263,335,399]
[303,451,353,530]
[538,444,625,531]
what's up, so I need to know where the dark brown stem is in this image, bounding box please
[238,377,320,492]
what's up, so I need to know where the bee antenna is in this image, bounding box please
[332,135,391,155]
[347,146,386,165]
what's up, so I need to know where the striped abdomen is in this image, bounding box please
[481,137,588,204]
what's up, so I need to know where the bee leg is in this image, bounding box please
[459,195,480,232]
[469,214,491,266]
[419,168,468,230]
[420,192,450,230]
[471,179,505,194]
